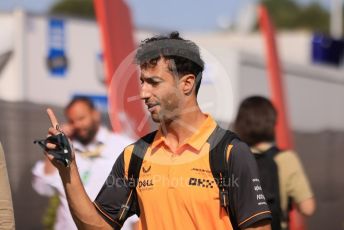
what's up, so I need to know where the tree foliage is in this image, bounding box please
[261,0,332,33]
[49,0,340,33]
[50,0,95,19]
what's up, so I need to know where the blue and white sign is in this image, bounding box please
[47,18,68,76]
[95,52,106,84]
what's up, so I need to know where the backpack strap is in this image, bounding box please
[265,146,281,158]
[128,131,158,187]
[116,130,157,222]
[265,146,292,227]
[254,145,282,230]
[208,126,239,229]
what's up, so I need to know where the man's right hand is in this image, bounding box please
[44,108,75,171]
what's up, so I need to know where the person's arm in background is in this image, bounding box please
[277,151,316,217]
[290,152,316,216]
[298,197,315,216]
[287,151,315,216]
[0,142,15,229]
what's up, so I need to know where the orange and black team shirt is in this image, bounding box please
[94,115,271,230]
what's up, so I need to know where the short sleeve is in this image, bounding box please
[94,151,138,230]
[229,139,272,228]
[281,151,313,204]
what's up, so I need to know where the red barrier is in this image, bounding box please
[93,0,150,137]
[258,4,305,230]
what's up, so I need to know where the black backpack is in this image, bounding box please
[116,126,240,229]
[253,146,282,230]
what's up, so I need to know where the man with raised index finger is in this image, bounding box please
[43,32,272,230]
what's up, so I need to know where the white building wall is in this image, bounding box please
[0,11,24,101]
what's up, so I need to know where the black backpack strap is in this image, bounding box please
[254,145,282,230]
[266,146,291,228]
[128,131,157,187]
[116,130,157,222]
[265,146,281,158]
[281,196,292,230]
[208,126,239,229]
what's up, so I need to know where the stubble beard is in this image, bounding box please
[152,100,182,127]
[75,122,98,145]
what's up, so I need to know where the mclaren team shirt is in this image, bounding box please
[94,115,271,230]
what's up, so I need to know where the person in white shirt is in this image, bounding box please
[32,97,138,230]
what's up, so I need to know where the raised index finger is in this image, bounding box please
[46,108,59,128]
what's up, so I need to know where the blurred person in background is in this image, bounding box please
[234,96,316,230]
[0,142,15,230]
[32,97,138,230]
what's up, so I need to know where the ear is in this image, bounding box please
[93,110,101,123]
[180,74,196,96]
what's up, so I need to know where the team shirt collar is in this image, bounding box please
[150,114,217,154]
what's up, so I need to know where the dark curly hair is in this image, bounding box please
[234,96,277,146]
[135,31,204,95]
